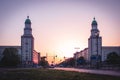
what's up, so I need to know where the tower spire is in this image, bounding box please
[25,16,31,24]
[92,17,97,25]
[27,16,29,19]
[21,16,34,67]
[88,18,102,68]
[93,17,95,20]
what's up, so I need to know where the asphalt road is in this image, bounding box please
[54,67,120,77]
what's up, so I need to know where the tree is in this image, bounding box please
[106,52,120,65]
[39,57,49,68]
[0,48,20,67]
[65,58,75,67]
[77,56,85,65]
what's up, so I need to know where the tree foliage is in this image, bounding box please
[0,48,20,67]
[77,56,85,65]
[65,58,75,67]
[39,57,49,68]
[106,52,120,65]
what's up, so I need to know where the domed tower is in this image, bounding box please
[88,18,102,68]
[21,16,34,67]
[91,18,99,37]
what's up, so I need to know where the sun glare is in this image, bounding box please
[56,40,81,58]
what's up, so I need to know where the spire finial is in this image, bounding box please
[27,16,29,19]
[93,17,95,20]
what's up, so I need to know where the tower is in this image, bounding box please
[21,16,34,67]
[88,18,102,68]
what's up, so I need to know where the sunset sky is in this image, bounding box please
[0,0,120,63]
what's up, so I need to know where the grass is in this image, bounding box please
[0,68,120,80]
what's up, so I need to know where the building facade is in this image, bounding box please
[21,16,34,66]
[0,16,40,67]
[74,46,120,63]
[33,50,40,64]
[74,48,88,62]
[88,18,102,66]
[102,46,120,61]
[0,46,21,61]
[74,18,120,66]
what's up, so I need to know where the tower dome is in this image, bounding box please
[92,17,97,25]
[25,16,31,24]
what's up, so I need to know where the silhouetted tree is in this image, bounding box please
[39,57,49,68]
[0,48,20,67]
[106,52,120,65]
[65,58,75,67]
[77,56,85,65]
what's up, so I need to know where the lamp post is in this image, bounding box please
[63,56,66,67]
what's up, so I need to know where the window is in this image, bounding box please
[25,42,28,45]
[26,50,28,52]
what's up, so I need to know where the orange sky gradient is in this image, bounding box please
[0,0,120,63]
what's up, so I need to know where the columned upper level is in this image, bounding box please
[91,18,100,37]
[24,16,32,36]
[88,18,102,66]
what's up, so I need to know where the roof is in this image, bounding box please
[25,16,31,24]
[92,17,97,25]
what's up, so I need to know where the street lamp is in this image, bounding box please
[63,56,66,67]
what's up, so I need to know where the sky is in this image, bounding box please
[0,0,120,63]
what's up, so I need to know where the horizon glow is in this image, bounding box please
[0,0,120,63]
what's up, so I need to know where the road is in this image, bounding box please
[53,67,120,77]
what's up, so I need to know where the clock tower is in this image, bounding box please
[21,16,34,67]
[88,18,102,68]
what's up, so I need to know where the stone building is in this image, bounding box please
[21,16,34,66]
[0,16,40,67]
[0,46,21,61]
[74,18,120,66]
